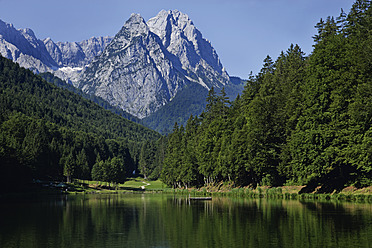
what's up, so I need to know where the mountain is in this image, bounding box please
[147,10,230,89]
[78,10,243,119]
[0,19,112,77]
[0,19,58,73]
[78,13,188,118]
[43,36,113,83]
[0,13,245,131]
[44,36,113,67]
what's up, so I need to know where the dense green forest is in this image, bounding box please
[161,0,372,191]
[0,56,162,192]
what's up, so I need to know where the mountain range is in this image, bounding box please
[0,10,244,132]
[0,18,112,82]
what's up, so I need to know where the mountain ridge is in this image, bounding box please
[78,10,240,119]
[78,12,191,118]
[0,11,245,130]
[0,18,112,79]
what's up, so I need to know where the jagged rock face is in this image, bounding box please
[44,36,112,67]
[147,10,230,88]
[79,14,189,118]
[43,38,63,66]
[0,19,58,72]
[45,39,85,67]
[79,10,231,118]
[43,36,112,83]
[79,37,113,63]
[0,18,112,75]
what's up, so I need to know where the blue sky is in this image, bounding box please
[0,0,355,78]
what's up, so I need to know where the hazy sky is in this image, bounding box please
[0,0,355,78]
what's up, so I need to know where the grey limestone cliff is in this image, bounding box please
[44,36,113,67]
[78,14,189,118]
[78,10,233,118]
[0,18,112,76]
[0,19,58,73]
[147,10,230,89]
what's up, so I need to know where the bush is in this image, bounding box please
[261,174,274,186]
[291,193,298,199]
[257,187,263,196]
[335,193,346,201]
[355,194,366,202]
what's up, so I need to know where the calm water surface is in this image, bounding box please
[0,194,371,248]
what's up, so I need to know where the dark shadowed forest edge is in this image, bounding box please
[0,1,372,201]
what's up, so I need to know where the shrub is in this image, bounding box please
[291,193,298,199]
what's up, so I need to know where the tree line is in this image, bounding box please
[161,0,372,191]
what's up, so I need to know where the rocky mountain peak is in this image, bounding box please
[147,10,195,47]
[147,10,229,87]
[20,28,36,39]
[77,10,235,119]
[0,19,15,38]
[0,19,58,71]
[148,10,193,34]
[120,13,149,38]
[0,18,113,77]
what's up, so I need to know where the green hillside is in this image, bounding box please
[0,55,160,192]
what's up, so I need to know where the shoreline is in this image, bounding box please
[1,180,372,204]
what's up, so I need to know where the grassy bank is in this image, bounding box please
[162,184,372,203]
[46,179,372,204]
[0,177,168,198]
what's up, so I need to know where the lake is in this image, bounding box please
[1,193,371,248]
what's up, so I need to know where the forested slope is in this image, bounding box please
[39,72,141,124]
[161,1,372,191]
[0,55,160,191]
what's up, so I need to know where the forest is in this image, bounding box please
[0,55,163,192]
[161,0,372,191]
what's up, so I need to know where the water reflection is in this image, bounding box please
[0,194,371,248]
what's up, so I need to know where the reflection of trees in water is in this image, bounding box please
[0,195,371,247]
[163,197,372,248]
[299,201,372,233]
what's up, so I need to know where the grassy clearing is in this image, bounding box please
[121,177,147,189]
[145,179,168,190]
[71,177,169,193]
